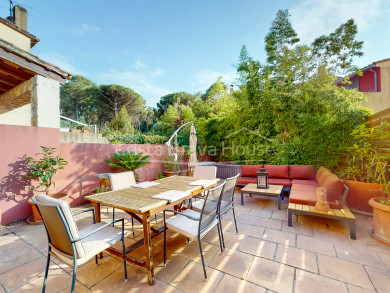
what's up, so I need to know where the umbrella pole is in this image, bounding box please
[174,134,178,175]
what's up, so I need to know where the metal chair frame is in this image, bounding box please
[31,198,128,293]
[217,173,240,249]
[163,182,226,280]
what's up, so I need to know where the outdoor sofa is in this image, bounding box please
[236,164,347,207]
[236,164,356,239]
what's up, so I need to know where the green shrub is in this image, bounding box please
[105,133,168,145]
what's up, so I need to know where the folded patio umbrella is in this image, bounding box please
[188,124,198,175]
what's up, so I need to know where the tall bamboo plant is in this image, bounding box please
[339,122,390,204]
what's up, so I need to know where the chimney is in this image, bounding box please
[13,5,28,31]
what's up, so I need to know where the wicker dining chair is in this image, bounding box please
[163,181,226,280]
[190,174,240,250]
[31,194,128,293]
[109,171,136,235]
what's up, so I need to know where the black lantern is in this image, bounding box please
[256,168,269,189]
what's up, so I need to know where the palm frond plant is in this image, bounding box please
[105,151,151,179]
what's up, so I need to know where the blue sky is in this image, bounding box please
[2,0,390,106]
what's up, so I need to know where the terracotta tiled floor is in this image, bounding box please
[1,192,390,293]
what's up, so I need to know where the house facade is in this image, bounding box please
[0,5,71,128]
[341,58,390,113]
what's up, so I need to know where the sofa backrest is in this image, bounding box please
[317,168,332,186]
[289,165,316,180]
[264,165,289,179]
[320,173,345,201]
[241,164,263,177]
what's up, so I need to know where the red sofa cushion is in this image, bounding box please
[289,165,315,180]
[292,179,319,186]
[321,174,345,201]
[241,164,264,177]
[291,184,318,192]
[237,176,257,185]
[269,178,291,187]
[264,165,289,179]
[289,189,341,209]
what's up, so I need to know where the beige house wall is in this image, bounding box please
[361,61,390,113]
[0,21,30,52]
[0,103,31,126]
[0,75,60,128]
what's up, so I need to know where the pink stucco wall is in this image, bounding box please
[0,124,167,225]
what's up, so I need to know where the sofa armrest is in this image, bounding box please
[339,185,349,207]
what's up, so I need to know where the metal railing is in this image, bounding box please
[60,115,97,133]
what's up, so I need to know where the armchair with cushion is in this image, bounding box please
[31,194,128,293]
[163,181,226,280]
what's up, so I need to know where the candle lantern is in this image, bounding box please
[256,168,269,189]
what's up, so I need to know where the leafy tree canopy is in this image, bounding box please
[60,75,97,124]
[156,92,196,118]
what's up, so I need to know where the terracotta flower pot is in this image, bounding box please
[163,171,175,177]
[179,170,188,176]
[27,193,69,225]
[344,180,382,215]
[369,197,390,246]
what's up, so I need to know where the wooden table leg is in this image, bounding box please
[143,213,155,285]
[94,202,101,223]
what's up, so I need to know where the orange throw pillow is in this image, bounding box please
[315,166,327,182]
[317,169,331,186]
[321,174,345,201]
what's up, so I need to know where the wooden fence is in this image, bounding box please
[367,107,390,151]
[367,107,390,127]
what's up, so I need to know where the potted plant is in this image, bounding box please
[89,186,109,195]
[160,154,176,177]
[25,146,68,224]
[178,149,190,176]
[338,122,390,215]
[105,150,151,181]
[368,156,390,246]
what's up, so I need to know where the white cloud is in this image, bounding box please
[191,70,238,91]
[69,23,100,35]
[39,52,77,73]
[150,68,164,78]
[133,60,146,70]
[95,68,170,106]
[291,0,383,44]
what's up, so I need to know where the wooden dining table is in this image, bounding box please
[85,175,217,285]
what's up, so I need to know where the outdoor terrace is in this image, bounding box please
[1,192,389,293]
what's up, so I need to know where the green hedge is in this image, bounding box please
[107,133,168,145]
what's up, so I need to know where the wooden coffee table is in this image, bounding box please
[240,184,284,210]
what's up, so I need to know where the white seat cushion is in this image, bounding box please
[109,171,136,191]
[50,222,125,267]
[166,209,218,239]
[191,199,204,212]
[35,194,85,258]
[193,166,217,179]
